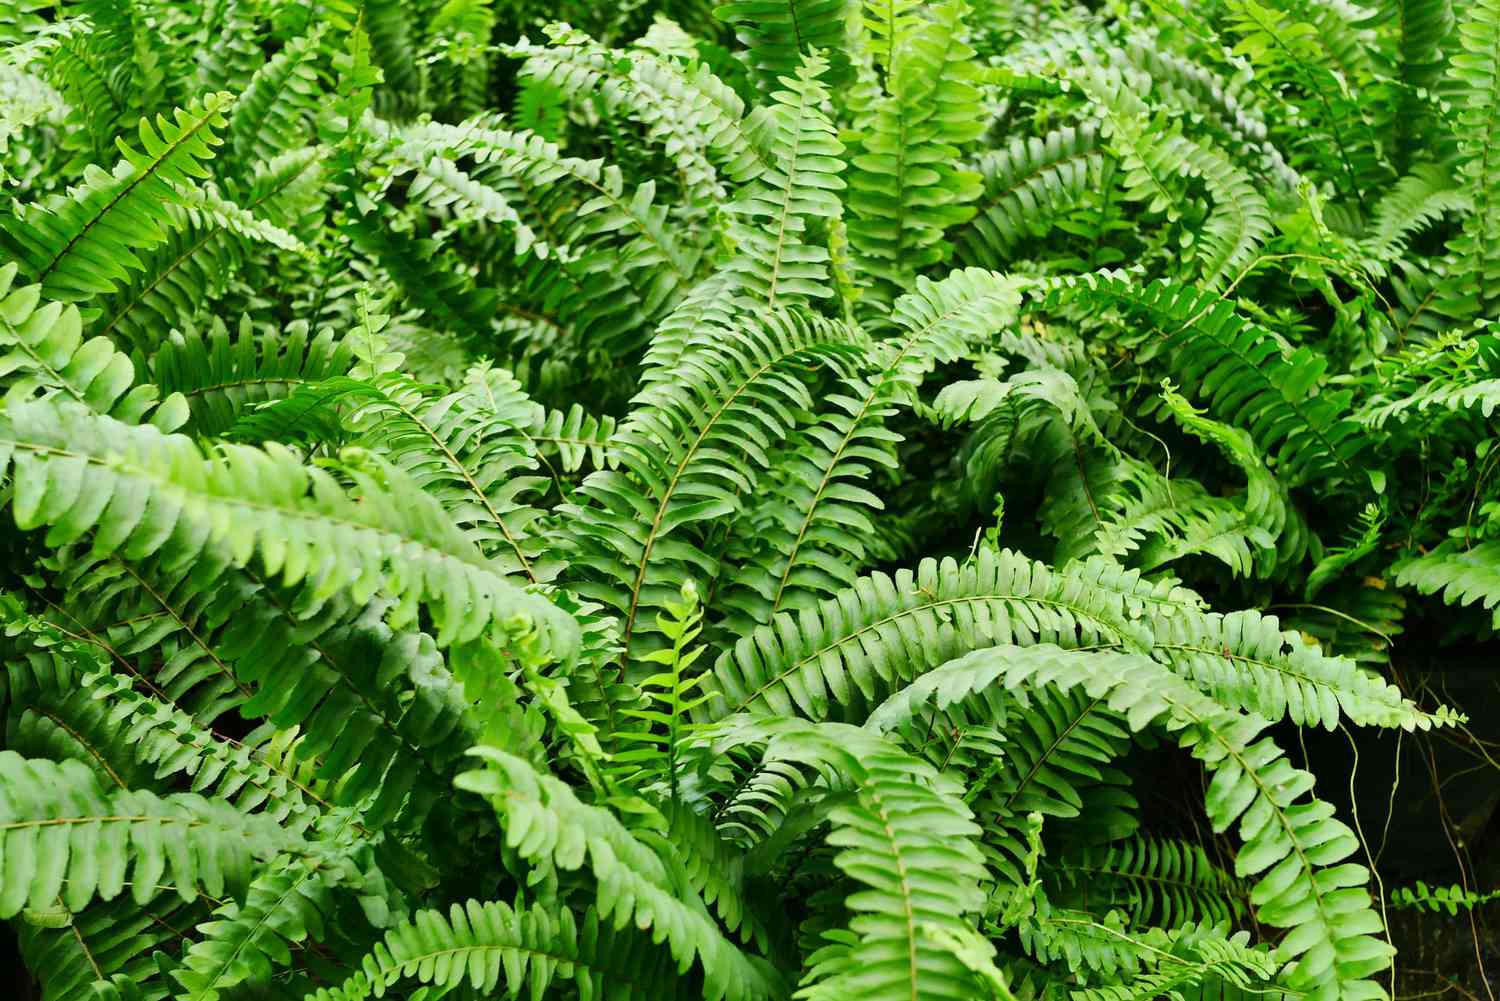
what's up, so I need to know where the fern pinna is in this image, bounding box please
[0,1,1493,1000]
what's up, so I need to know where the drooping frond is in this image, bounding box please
[1395,540,1500,627]
[865,643,1397,1001]
[455,747,787,1001]
[1080,70,1272,290]
[0,751,291,918]
[0,398,578,657]
[305,896,696,1001]
[709,547,1147,721]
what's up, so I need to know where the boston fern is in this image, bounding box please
[0,0,1492,999]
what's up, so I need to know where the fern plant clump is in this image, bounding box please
[0,0,1495,999]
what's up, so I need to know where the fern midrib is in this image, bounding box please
[859,778,922,1001]
[766,287,1000,616]
[97,225,223,342]
[188,859,326,1000]
[1236,1,1366,207]
[29,706,129,790]
[244,566,448,766]
[36,100,223,285]
[66,915,106,981]
[999,693,1108,815]
[119,558,255,705]
[100,134,321,342]
[766,86,812,308]
[0,313,90,410]
[0,814,213,831]
[234,43,313,162]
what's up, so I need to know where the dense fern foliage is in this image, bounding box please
[0,0,1495,999]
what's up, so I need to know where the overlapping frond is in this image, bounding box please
[866,644,1397,1001]
[0,398,578,656]
[455,747,786,1001]
[1055,278,1367,488]
[563,305,860,666]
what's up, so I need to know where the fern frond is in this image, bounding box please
[709,547,1147,721]
[0,616,322,829]
[0,398,579,657]
[305,896,695,1001]
[1362,164,1469,270]
[563,306,860,667]
[1081,70,1272,290]
[1395,540,1500,627]
[0,94,234,302]
[149,321,355,437]
[845,0,985,293]
[1442,0,1500,314]
[456,747,786,1001]
[227,25,325,168]
[1057,278,1367,488]
[714,0,856,91]
[866,643,1398,1001]
[510,27,766,206]
[698,717,993,1001]
[345,366,559,583]
[1049,836,1246,927]
[171,854,360,1001]
[955,123,1111,269]
[0,263,186,428]
[0,751,290,918]
[43,545,475,824]
[95,147,328,349]
[719,268,1023,628]
[724,52,846,306]
[527,401,618,474]
[17,892,207,1001]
